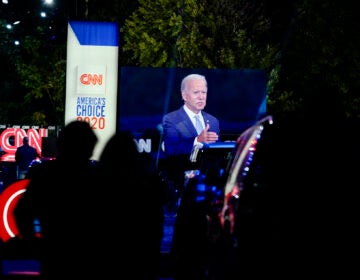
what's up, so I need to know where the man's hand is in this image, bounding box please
[197,123,219,143]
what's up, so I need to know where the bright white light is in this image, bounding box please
[40,12,47,18]
[2,0,9,4]
[14,40,20,46]
[44,0,53,5]
[3,189,26,237]
[6,24,12,29]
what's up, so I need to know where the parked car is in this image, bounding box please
[170,115,273,279]
[170,113,359,279]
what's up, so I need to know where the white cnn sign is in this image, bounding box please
[65,21,119,160]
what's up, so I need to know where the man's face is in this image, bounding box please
[182,79,207,114]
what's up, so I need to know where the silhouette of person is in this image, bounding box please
[15,136,40,179]
[96,131,166,280]
[13,120,99,279]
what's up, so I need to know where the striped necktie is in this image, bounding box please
[194,114,203,135]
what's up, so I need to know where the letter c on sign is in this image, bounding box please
[0,179,30,242]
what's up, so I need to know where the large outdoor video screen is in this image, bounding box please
[119,67,267,135]
[118,66,267,158]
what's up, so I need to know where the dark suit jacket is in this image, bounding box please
[162,106,220,157]
[161,106,220,186]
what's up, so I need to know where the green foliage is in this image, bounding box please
[0,7,67,126]
[270,0,360,120]
[15,34,66,126]
[121,0,278,69]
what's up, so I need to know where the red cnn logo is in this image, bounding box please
[80,74,103,85]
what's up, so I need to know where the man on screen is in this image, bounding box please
[161,74,220,197]
[162,73,220,156]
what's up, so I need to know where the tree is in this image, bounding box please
[0,1,68,125]
[15,33,66,125]
[271,0,360,121]
[121,0,279,69]
[0,18,27,125]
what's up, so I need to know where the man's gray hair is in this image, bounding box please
[181,74,207,92]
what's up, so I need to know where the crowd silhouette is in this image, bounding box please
[13,120,99,279]
[7,107,357,280]
[11,120,166,279]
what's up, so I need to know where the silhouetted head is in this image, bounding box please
[98,131,139,177]
[99,131,138,163]
[57,120,98,160]
[22,136,29,145]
